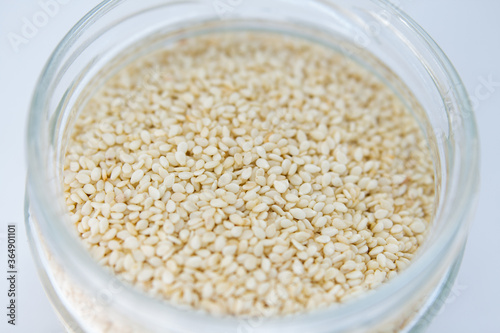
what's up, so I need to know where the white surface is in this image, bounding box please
[0,1,498,332]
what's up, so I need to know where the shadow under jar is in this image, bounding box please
[26,1,479,332]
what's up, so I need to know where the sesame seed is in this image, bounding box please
[177,141,188,154]
[185,256,203,268]
[256,159,270,169]
[241,167,253,180]
[316,235,331,243]
[137,268,154,282]
[273,180,289,193]
[304,164,321,173]
[123,237,139,249]
[218,173,233,187]
[204,146,218,155]
[222,245,237,256]
[111,203,127,213]
[252,203,269,213]
[102,133,115,146]
[131,169,144,184]
[252,227,266,239]
[63,32,434,318]
[292,231,310,243]
[299,183,312,195]
[178,172,193,180]
[374,209,389,219]
[90,168,101,181]
[75,173,90,184]
[333,202,348,213]
[211,199,228,208]
[229,214,244,225]
[410,220,426,234]
[148,186,161,200]
[290,208,306,220]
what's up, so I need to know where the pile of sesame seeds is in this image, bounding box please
[63,33,435,316]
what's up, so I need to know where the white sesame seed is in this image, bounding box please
[333,202,348,213]
[140,131,151,144]
[83,184,96,194]
[374,209,389,219]
[111,203,127,213]
[225,183,240,193]
[410,220,426,234]
[252,227,266,240]
[175,151,186,165]
[299,183,312,195]
[316,235,330,243]
[90,168,101,181]
[273,180,289,193]
[148,186,161,200]
[137,268,154,282]
[210,199,228,208]
[189,235,201,250]
[292,231,310,243]
[177,141,188,154]
[76,173,90,184]
[229,214,244,225]
[218,173,232,187]
[222,245,237,256]
[64,33,434,317]
[171,193,186,202]
[304,164,321,173]
[178,172,193,180]
[123,237,139,249]
[185,256,203,268]
[204,146,218,155]
[131,169,144,184]
[241,167,253,180]
[290,208,306,220]
[102,133,115,146]
[252,202,268,213]
[256,158,270,169]
[164,174,175,188]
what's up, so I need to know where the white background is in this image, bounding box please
[0,1,499,332]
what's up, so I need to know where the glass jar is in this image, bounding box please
[25,0,479,332]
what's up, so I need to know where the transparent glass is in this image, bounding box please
[25,0,479,332]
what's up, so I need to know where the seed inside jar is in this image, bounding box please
[63,33,435,316]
